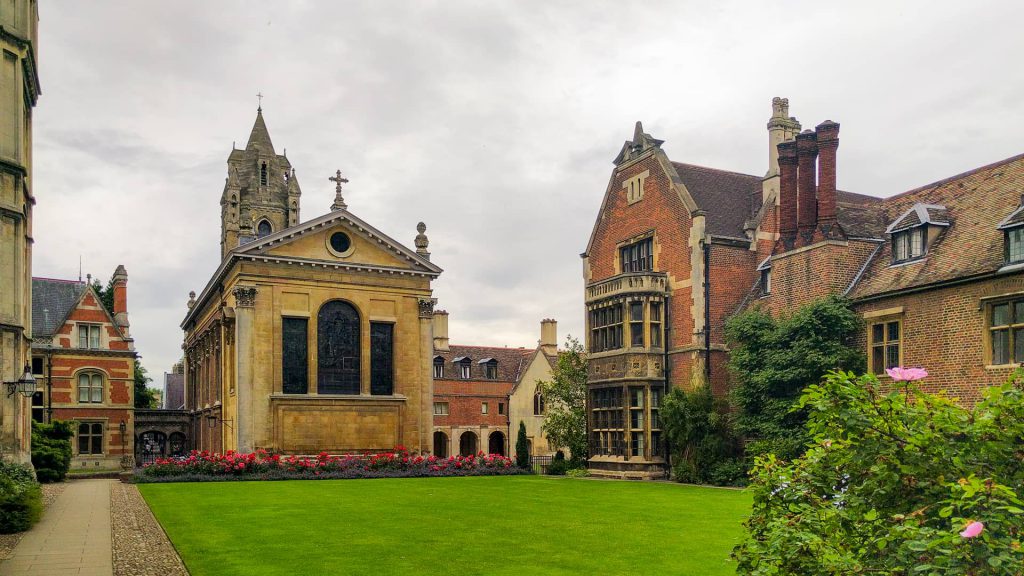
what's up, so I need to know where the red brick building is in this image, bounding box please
[31,267,136,472]
[582,98,1024,477]
[430,311,559,458]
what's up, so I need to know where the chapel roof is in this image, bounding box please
[433,345,536,383]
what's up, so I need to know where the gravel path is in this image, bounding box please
[0,482,66,561]
[111,482,190,576]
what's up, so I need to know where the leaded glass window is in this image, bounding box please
[370,322,394,395]
[893,227,926,263]
[620,237,653,273]
[870,320,901,375]
[78,372,102,403]
[317,301,361,394]
[1006,228,1024,264]
[990,300,1024,365]
[282,317,308,394]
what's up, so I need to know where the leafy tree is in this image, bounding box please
[537,336,588,465]
[31,420,73,483]
[515,421,531,470]
[735,370,1024,575]
[134,360,157,409]
[91,275,116,315]
[661,384,744,486]
[726,295,863,462]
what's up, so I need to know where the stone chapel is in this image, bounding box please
[181,107,441,455]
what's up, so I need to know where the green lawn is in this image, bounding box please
[139,476,751,576]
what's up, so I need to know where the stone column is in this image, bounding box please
[418,298,435,453]
[233,286,258,453]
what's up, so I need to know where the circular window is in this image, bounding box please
[327,231,354,257]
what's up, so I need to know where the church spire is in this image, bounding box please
[245,107,276,155]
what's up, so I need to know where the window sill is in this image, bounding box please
[888,257,926,269]
[985,363,1022,370]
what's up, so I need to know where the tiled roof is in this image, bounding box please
[997,205,1024,230]
[31,278,88,337]
[849,153,1024,299]
[433,345,535,382]
[885,203,950,234]
[671,162,763,237]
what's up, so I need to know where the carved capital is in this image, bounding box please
[418,298,435,319]
[233,286,258,308]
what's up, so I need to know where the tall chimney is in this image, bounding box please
[112,264,129,335]
[432,310,449,351]
[815,120,840,227]
[540,319,558,356]
[777,140,798,242]
[766,97,788,177]
[795,130,819,239]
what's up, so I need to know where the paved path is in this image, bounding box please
[0,479,114,576]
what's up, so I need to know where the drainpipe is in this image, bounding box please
[46,351,53,423]
[703,239,712,381]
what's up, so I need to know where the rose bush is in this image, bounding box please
[136,445,524,482]
[734,369,1024,575]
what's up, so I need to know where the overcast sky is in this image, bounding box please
[32,1,1024,382]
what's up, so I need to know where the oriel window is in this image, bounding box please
[620,237,654,273]
[630,301,644,348]
[589,304,623,353]
[649,302,662,348]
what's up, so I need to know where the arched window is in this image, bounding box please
[488,431,506,456]
[257,219,272,238]
[260,162,268,185]
[78,372,103,403]
[317,301,361,395]
[533,390,545,415]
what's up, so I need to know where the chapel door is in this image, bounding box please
[318,301,361,394]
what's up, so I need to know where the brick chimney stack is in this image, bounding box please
[795,130,819,241]
[540,319,558,356]
[432,310,449,351]
[815,120,840,230]
[112,264,129,335]
[777,140,799,244]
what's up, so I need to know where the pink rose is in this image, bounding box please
[960,521,984,538]
[885,367,928,381]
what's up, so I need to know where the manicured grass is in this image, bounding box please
[139,476,750,576]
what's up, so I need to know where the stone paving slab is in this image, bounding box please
[0,479,114,576]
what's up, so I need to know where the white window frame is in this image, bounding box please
[77,372,103,403]
[79,324,101,349]
[433,402,449,416]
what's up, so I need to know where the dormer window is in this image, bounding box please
[997,200,1024,265]
[757,257,771,296]
[453,357,472,379]
[885,203,949,265]
[433,356,444,379]
[479,358,498,380]
[892,227,925,262]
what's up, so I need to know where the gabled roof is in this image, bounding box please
[670,162,763,237]
[433,345,535,383]
[885,203,950,234]
[997,203,1024,230]
[848,152,1024,300]
[31,278,88,337]
[182,208,442,327]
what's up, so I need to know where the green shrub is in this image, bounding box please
[31,420,73,483]
[515,421,531,470]
[565,467,590,478]
[0,460,42,534]
[546,450,567,476]
[661,384,743,486]
[734,369,1024,575]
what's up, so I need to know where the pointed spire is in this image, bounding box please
[287,168,301,195]
[245,107,276,154]
[633,121,645,143]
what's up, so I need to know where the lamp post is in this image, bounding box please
[119,419,131,470]
[4,364,36,398]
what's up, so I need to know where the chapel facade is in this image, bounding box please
[182,108,441,455]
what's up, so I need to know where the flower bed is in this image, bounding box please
[135,446,525,483]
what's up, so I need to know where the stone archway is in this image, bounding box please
[459,431,478,456]
[433,431,449,458]
[488,431,506,456]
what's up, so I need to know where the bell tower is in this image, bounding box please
[220,105,302,259]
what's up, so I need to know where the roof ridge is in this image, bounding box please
[33,277,85,284]
[884,152,1024,202]
[446,344,531,350]
[671,161,761,180]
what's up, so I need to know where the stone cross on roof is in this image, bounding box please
[329,169,349,211]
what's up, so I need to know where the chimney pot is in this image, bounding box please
[432,309,450,351]
[540,319,558,355]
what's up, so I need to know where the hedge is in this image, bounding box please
[0,460,42,534]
